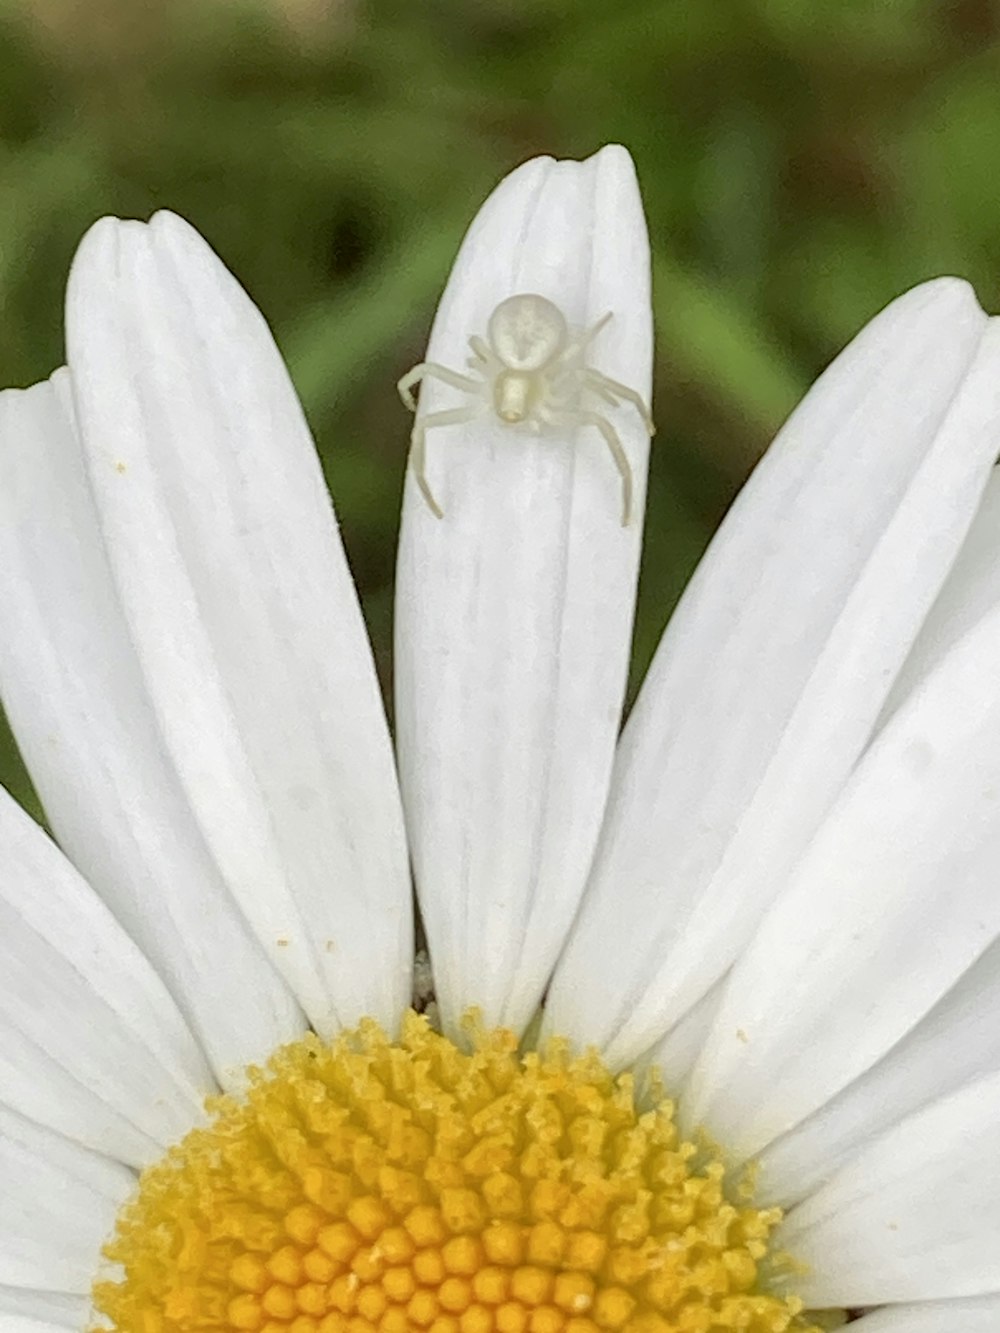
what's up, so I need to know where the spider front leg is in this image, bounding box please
[548,406,634,527]
[397,361,482,411]
[547,311,614,378]
[467,335,493,366]
[583,367,655,436]
[466,333,504,375]
[409,403,486,519]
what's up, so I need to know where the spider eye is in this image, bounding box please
[488,293,568,371]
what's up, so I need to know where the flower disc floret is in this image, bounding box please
[95,1013,817,1333]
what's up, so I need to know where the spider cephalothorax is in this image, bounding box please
[398,292,654,525]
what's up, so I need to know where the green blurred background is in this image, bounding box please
[2,0,1000,812]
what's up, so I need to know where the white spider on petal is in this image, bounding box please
[398,291,654,524]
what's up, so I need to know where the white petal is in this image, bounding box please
[0,786,211,1167]
[882,465,1000,721]
[848,1295,1000,1333]
[637,975,725,1093]
[64,212,412,1035]
[545,282,1000,1063]
[395,145,653,1034]
[684,595,1000,1160]
[0,1289,90,1330]
[0,1106,133,1293]
[779,1071,1000,1306]
[0,373,304,1086]
[757,933,1000,1205]
[0,1320,81,1333]
[0,1324,78,1333]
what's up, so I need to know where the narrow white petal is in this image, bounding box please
[0,1289,89,1329]
[0,1320,80,1333]
[780,1072,1000,1306]
[757,934,1000,1205]
[882,465,1000,721]
[848,1295,1000,1332]
[395,145,653,1034]
[63,212,412,1035]
[0,1106,133,1293]
[546,283,1000,1063]
[0,787,211,1167]
[638,975,725,1093]
[0,374,304,1085]
[684,595,1000,1158]
[0,1325,77,1333]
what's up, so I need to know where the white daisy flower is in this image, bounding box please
[1,144,999,1333]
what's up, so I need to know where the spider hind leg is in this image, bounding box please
[409,403,485,519]
[547,406,634,527]
[583,367,655,436]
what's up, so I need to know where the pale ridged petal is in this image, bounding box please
[0,1317,81,1327]
[637,976,725,1093]
[0,786,211,1167]
[684,596,1000,1160]
[395,146,652,1034]
[780,1072,1000,1306]
[756,933,1000,1205]
[545,283,1000,1065]
[0,1321,80,1333]
[882,465,1000,721]
[0,1106,134,1293]
[848,1296,1000,1332]
[63,212,412,1036]
[0,373,303,1086]
[0,1290,89,1330]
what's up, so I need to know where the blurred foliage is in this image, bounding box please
[2,0,1000,813]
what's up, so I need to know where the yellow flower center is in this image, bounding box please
[95,1013,817,1333]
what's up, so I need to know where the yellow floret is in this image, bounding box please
[93,1012,818,1333]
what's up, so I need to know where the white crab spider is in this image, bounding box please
[398,292,654,526]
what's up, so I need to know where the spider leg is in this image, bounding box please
[588,382,619,408]
[583,368,655,436]
[397,361,482,412]
[552,311,614,370]
[549,407,634,527]
[582,310,614,346]
[410,403,485,519]
[468,334,498,368]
